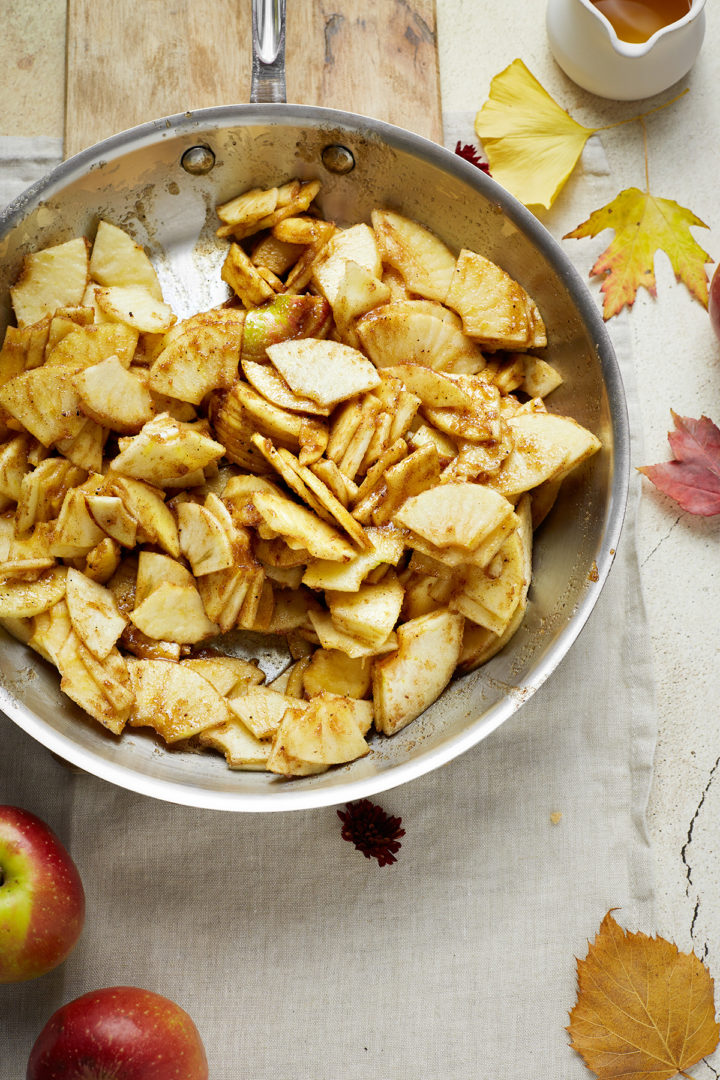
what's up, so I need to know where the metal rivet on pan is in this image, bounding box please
[321,144,356,174]
[181,145,216,175]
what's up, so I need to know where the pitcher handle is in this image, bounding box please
[250,0,287,103]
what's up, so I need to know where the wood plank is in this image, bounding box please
[65,0,441,159]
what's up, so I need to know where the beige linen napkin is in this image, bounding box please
[0,129,656,1078]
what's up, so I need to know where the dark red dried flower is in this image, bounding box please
[454,141,491,174]
[337,799,405,867]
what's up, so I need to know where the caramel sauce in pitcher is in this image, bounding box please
[591,0,692,43]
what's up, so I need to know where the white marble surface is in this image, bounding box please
[437,0,720,962]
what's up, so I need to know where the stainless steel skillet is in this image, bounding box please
[0,0,629,810]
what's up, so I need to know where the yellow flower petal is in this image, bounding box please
[475,59,596,210]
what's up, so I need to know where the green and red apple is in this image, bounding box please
[0,805,85,982]
[26,986,209,1080]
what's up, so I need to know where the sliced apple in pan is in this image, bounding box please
[271,691,369,765]
[11,237,90,327]
[394,482,516,552]
[181,656,264,698]
[372,609,464,735]
[311,223,383,305]
[198,716,271,770]
[148,307,245,404]
[444,249,545,350]
[384,364,474,409]
[240,293,331,364]
[176,501,235,576]
[356,304,484,374]
[128,658,229,742]
[95,284,176,334]
[90,220,163,300]
[302,649,372,700]
[85,495,138,548]
[326,572,404,650]
[242,359,330,416]
[225,686,297,740]
[74,355,155,433]
[309,609,398,660]
[130,581,218,644]
[266,338,381,410]
[107,475,180,558]
[0,565,67,619]
[457,495,533,671]
[45,322,139,369]
[486,411,601,499]
[50,491,107,559]
[250,490,355,562]
[56,630,130,735]
[371,210,456,301]
[65,567,127,660]
[110,413,225,486]
[302,526,404,592]
[135,551,195,605]
[29,598,73,665]
[0,365,87,446]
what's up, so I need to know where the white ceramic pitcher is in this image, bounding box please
[546,0,706,99]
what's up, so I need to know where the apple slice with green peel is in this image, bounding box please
[90,220,163,299]
[176,502,235,576]
[486,411,602,498]
[148,307,245,404]
[373,609,464,735]
[130,581,218,644]
[65,568,127,660]
[356,305,485,374]
[240,294,331,364]
[74,355,155,433]
[371,210,456,301]
[311,224,383,305]
[326,572,404,649]
[394,482,515,552]
[128,658,229,742]
[266,338,381,409]
[11,237,89,327]
[271,691,370,765]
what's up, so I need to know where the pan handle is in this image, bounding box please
[250,0,287,103]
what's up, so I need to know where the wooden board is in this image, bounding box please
[64,0,441,159]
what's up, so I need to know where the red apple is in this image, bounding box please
[26,986,209,1080]
[0,805,85,983]
[709,263,720,342]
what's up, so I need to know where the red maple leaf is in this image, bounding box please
[454,141,491,175]
[638,412,720,515]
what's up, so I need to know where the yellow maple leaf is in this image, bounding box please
[568,911,719,1080]
[474,58,596,209]
[564,187,712,320]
